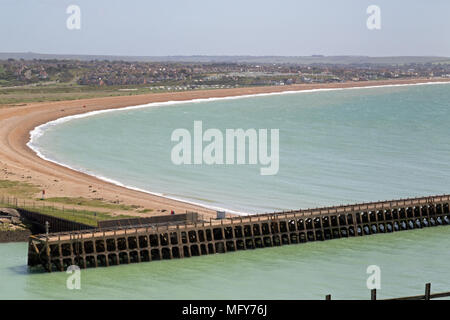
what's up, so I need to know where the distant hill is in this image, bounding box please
[1,52,449,65]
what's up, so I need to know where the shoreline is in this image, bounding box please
[1,78,449,219]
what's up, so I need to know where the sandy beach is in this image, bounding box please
[0,78,448,219]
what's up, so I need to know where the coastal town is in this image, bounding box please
[2,58,450,91]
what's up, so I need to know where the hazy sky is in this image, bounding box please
[1,0,449,56]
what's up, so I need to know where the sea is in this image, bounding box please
[1,82,449,299]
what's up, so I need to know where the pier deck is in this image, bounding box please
[28,194,450,272]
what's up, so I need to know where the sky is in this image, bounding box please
[1,0,449,57]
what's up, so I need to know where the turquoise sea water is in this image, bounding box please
[29,83,450,214]
[1,83,450,299]
[1,227,450,300]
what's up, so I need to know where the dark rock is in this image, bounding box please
[0,230,31,243]
[0,208,20,218]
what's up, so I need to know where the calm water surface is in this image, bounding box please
[31,83,450,214]
[1,227,449,300]
[2,83,449,299]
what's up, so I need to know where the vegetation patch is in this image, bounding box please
[1,202,139,227]
[0,181,143,226]
[0,180,40,198]
[137,208,153,213]
[43,196,139,211]
[27,206,137,226]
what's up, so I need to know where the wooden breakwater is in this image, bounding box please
[97,212,199,229]
[18,208,94,233]
[27,194,450,272]
[325,283,450,300]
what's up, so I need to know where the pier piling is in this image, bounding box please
[27,194,450,272]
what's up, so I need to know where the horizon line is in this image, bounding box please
[1,51,450,58]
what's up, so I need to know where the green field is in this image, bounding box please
[44,197,140,211]
[0,180,40,198]
[0,83,151,105]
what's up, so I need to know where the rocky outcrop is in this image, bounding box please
[0,208,21,218]
[0,208,31,242]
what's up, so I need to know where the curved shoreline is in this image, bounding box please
[1,78,449,219]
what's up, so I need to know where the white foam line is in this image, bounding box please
[28,130,250,215]
[27,81,450,216]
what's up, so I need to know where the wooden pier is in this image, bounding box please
[27,194,450,272]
